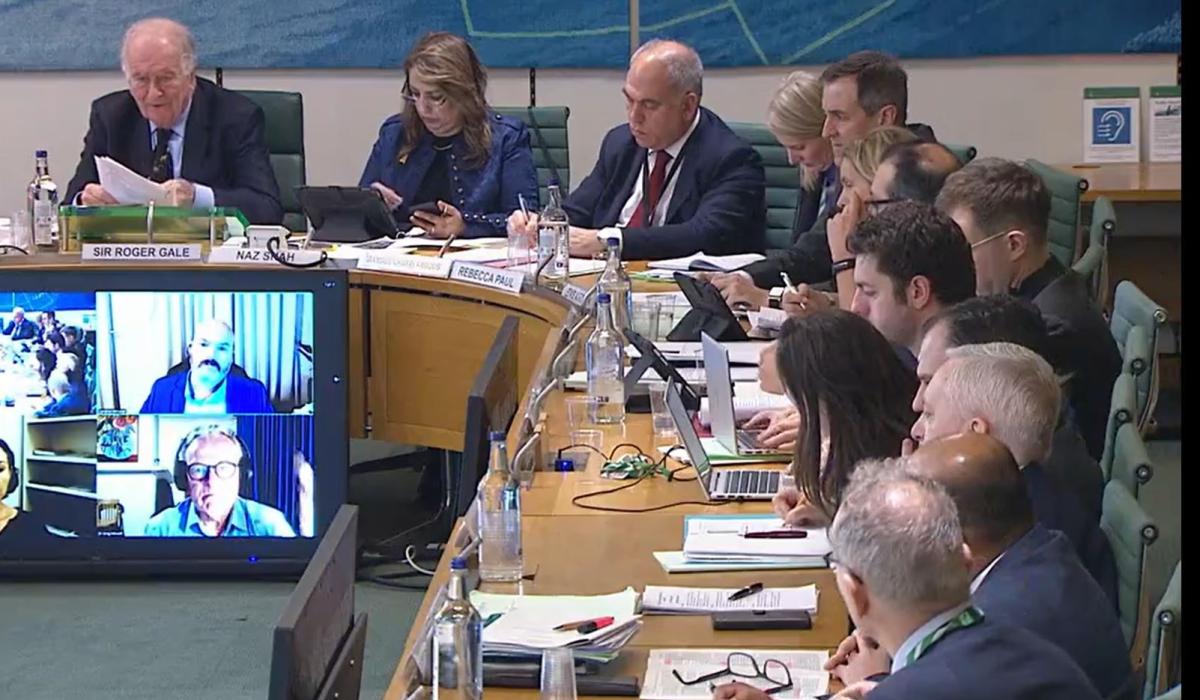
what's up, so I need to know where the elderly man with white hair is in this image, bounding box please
[910,341,1117,607]
[2,307,39,341]
[65,17,282,223]
[508,39,765,260]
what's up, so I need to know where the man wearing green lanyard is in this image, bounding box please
[712,462,1100,700]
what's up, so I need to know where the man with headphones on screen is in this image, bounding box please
[142,425,298,537]
[140,318,275,415]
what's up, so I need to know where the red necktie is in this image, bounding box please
[630,150,672,227]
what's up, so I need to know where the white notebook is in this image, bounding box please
[647,252,766,272]
[642,584,817,614]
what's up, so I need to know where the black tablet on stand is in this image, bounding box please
[623,328,703,413]
[666,272,749,342]
[296,186,400,243]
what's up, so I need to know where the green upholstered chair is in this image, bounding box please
[492,106,570,207]
[1144,562,1182,700]
[1109,422,1155,498]
[238,90,306,232]
[1025,159,1089,267]
[1100,480,1159,670]
[1101,372,1138,483]
[1075,195,1116,302]
[726,121,804,250]
[942,143,977,164]
[1110,281,1169,432]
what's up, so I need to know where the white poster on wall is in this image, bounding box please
[1148,85,1181,163]
[1083,87,1141,163]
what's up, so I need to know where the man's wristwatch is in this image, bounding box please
[767,287,785,310]
[832,257,856,274]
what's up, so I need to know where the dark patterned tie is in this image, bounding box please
[150,128,174,183]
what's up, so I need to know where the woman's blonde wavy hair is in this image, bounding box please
[841,125,917,185]
[766,71,827,188]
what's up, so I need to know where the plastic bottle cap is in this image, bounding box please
[597,292,611,303]
[606,237,620,246]
[450,557,467,570]
[35,150,47,158]
[489,430,506,442]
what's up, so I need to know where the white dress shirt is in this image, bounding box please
[889,600,973,675]
[598,110,702,245]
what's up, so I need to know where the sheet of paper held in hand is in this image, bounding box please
[95,155,168,204]
[641,585,817,614]
[640,648,830,700]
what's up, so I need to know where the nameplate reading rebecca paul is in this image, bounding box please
[206,246,326,266]
[358,251,452,278]
[82,243,202,262]
[449,261,524,295]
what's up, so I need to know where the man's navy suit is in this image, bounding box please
[65,77,283,224]
[563,107,765,260]
[974,524,1134,699]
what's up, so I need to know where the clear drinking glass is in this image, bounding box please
[540,648,578,700]
[648,380,676,439]
[631,300,662,341]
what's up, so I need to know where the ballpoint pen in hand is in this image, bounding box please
[780,271,800,294]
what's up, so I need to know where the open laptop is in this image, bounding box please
[664,380,781,500]
[701,332,790,457]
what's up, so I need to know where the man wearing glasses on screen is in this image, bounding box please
[140,318,274,414]
[142,425,306,538]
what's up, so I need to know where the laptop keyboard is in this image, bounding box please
[717,469,781,497]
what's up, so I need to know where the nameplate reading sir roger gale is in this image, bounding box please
[82,243,202,261]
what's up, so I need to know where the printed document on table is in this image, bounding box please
[95,155,168,204]
[641,648,829,700]
[642,585,817,614]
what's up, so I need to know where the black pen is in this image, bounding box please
[727,582,764,601]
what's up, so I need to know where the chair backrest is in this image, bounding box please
[1100,480,1159,669]
[942,143,978,164]
[1153,686,1181,700]
[726,121,803,250]
[1110,422,1155,497]
[1144,561,1182,700]
[1111,281,1169,431]
[1101,372,1139,482]
[1025,159,1088,267]
[491,106,570,207]
[1074,195,1116,303]
[239,90,307,232]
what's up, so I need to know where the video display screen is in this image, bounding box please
[0,290,318,541]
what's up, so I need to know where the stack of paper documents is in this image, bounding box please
[469,588,642,663]
[647,252,766,272]
[630,341,769,365]
[641,648,829,700]
[95,156,168,204]
[642,585,818,614]
[698,382,790,426]
[654,515,830,573]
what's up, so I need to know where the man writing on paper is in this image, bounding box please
[507,39,766,260]
[64,18,283,224]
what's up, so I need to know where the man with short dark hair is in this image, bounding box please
[935,158,1120,459]
[920,295,1103,519]
[871,141,962,204]
[845,202,975,359]
[720,51,939,300]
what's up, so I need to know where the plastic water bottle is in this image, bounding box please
[433,557,483,700]
[26,150,59,249]
[597,236,632,336]
[537,184,570,291]
[586,293,626,424]
[476,431,523,582]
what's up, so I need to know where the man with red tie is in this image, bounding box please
[507,40,765,260]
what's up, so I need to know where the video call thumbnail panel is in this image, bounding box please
[1,291,98,419]
[1,413,316,540]
[93,291,315,416]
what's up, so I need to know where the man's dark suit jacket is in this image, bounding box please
[65,77,283,224]
[1015,256,1122,460]
[140,371,274,414]
[867,617,1101,700]
[974,524,1134,700]
[2,318,39,341]
[740,122,937,288]
[563,107,765,260]
[1023,461,1118,609]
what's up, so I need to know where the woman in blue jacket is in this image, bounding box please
[359,32,539,238]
